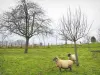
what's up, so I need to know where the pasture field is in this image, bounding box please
[0,44,100,75]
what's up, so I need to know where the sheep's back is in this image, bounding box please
[58,60,69,68]
[67,60,73,66]
[69,54,76,61]
[71,54,76,60]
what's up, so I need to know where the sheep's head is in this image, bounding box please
[53,57,59,62]
[67,53,71,57]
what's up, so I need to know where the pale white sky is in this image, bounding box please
[0,0,100,45]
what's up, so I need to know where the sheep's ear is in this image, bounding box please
[56,56,59,59]
[67,53,70,55]
[66,53,69,56]
[53,58,55,61]
[53,57,55,61]
[68,53,71,57]
[53,57,58,61]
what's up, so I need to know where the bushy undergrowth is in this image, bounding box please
[0,44,100,75]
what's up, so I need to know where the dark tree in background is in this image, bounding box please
[60,8,92,66]
[0,0,52,53]
[91,36,96,43]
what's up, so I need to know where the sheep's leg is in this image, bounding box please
[68,65,72,71]
[69,67,72,71]
[59,68,61,72]
[59,68,62,75]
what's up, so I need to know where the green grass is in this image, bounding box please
[0,44,100,75]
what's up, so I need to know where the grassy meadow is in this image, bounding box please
[0,43,100,75]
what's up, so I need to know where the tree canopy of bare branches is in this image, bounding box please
[0,0,52,53]
[60,8,92,66]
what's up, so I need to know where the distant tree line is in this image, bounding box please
[0,40,25,48]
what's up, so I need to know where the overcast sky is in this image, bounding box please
[0,0,100,44]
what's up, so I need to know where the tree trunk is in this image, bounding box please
[65,40,67,44]
[74,41,79,66]
[24,38,29,53]
[43,36,45,46]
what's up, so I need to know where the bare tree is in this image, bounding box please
[1,0,51,53]
[15,40,25,47]
[83,35,91,50]
[60,8,92,66]
[60,34,68,44]
[83,35,91,44]
[0,32,9,47]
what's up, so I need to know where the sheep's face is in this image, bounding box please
[68,53,71,57]
[53,57,58,62]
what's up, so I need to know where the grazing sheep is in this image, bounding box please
[53,57,73,72]
[67,53,76,63]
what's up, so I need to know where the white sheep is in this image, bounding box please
[53,57,73,72]
[67,53,76,63]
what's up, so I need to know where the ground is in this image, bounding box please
[0,44,100,75]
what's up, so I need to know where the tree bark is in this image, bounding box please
[65,40,67,44]
[74,41,79,66]
[24,37,29,53]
